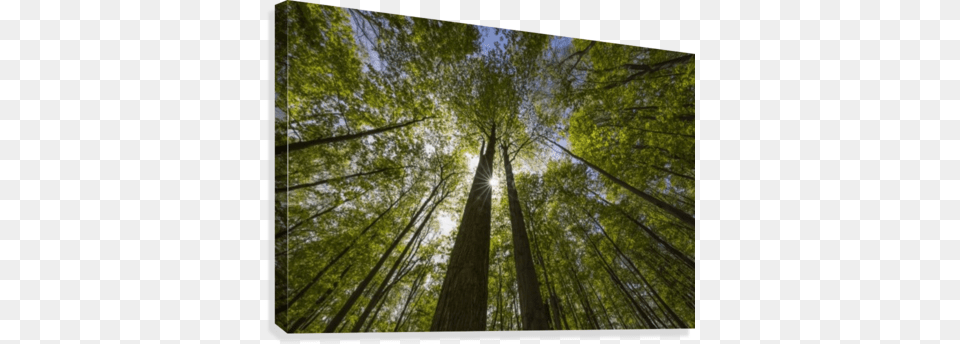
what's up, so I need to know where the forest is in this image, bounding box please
[275,1,695,333]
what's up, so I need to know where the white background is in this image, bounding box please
[4,0,956,342]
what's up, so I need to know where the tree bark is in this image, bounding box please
[500,143,551,330]
[276,117,431,155]
[544,137,695,228]
[431,125,497,331]
[322,174,447,332]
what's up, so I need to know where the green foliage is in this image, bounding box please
[275,1,694,333]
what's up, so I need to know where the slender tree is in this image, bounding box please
[499,143,551,330]
[277,166,403,193]
[276,186,409,316]
[353,189,448,331]
[323,173,449,332]
[543,137,695,228]
[276,117,433,155]
[288,263,355,332]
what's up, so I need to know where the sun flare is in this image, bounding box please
[488,177,499,188]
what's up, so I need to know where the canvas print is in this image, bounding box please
[275,1,695,333]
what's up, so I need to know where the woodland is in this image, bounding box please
[275,1,695,333]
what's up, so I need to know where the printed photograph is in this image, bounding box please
[275,1,695,333]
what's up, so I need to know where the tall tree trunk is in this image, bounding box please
[351,193,445,332]
[323,174,447,332]
[569,267,601,329]
[565,294,583,329]
[276,117,431,155]
[580,227,655,328]
[642,163,695,182]
[544,137,695,228]
[288,263,354,332]
[277,167,396,193]
[276,188,408,316]
[495,261,503,331]
[500,143,551,330]
[553,296,570,330]
[362,289,389,332]
[393,269,427,332]
[585,216,689,328]
[276,196,355,240]
[529,221,563,331]
[513,292,521,330]
[634,142,690,162]
[431,125,497,331]
[590,284,616,329]
[588,192,694,270]
[626,126,695,140]
[398,291,425,331]
[604,54,694,89]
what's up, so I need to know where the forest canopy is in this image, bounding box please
[275,1,695,333]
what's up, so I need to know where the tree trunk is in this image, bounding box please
[529,222,563,331]
[544,137,695,228]
[288,263,354,332]
[323,174,447,332]
[558,295,570,330]
[351,192,445,332]
[634,143,690,163]
[627,126,695,140]
[569,267,601,329]
[277,167,394,193]
[589,192,694,270]
[276,196,354,240]
[644,163,695,182]
[604,54,694,89]
[559,41,596,71]
[585,216,689,328]
[398,291,424,331]
[393,269,427,332]
[431,125,497,331]
[276,117,431,155]
[495,261,503,331]
[590,283,616,329]
[565,294,583,329]
[362,289,389,332]
[276,188,407,316]
[580,226,655,328]
[500,143,551,330]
